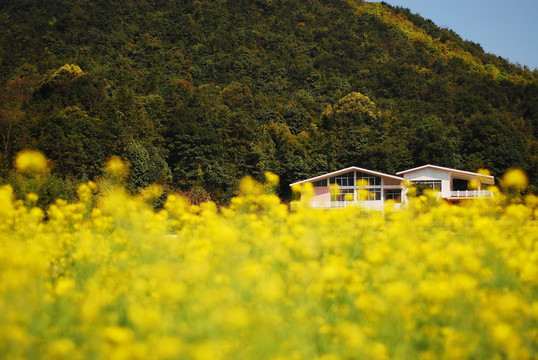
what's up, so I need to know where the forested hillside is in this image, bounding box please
[1,0,537,204]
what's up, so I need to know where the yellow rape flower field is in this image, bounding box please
[0,153,537,360]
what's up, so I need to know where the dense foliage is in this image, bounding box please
[1,152,537,359]
[1,0,537,203]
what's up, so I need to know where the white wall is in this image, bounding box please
[402,168,451,198]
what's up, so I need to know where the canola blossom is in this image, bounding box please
[1,158,537,359]
[14,150,49,175]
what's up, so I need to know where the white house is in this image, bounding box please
[290,166,405,210]
[291,164,495,209]
[396,164,495,204]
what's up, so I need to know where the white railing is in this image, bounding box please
[308,201,397,210]
[449,190,493,198]
[309,201,341,208]
[309,201,357,208]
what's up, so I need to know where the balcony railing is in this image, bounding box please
[449,190,493,198]
[309,201,348,208]
[308,200,398,210]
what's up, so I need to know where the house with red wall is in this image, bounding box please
[290,166,404,210]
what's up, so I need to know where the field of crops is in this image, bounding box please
[0,152,537,359]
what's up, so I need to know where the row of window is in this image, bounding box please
[329,189,402,202]
[330,172,355,187]
[313,171,382,187]
[313,173,441,194]
[357,171,382,186]
[414,180,441,191]
[313,179,328,187]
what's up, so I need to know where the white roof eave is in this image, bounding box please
[396,164,495,184]
[289,166,404,187]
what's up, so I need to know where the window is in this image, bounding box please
[452,178,468,191]
[330,172,354,187]
[330,188,354,202]
[356,171,381,186]
[313,179,327,187]
[328,171,382,187]
[385,189,402,202]
[366,188,381,201]
[413,180,441,191]
[357,188,381,201]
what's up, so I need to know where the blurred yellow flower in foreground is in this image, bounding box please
[265,171,280,186]
[14,150,49,175]
[502,168,528,189]
[105,156,129,179]
[0,164,536,360]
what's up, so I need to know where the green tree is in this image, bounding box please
[462,112,527,176]
[321,92,377,130]
[36,106,106,179]
[0,66,39,161]
[126,139,172,192]
[409,115,458,167]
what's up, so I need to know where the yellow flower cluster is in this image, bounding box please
[14,150,49,175]
[503,168,529,189]
[0,161,537,359]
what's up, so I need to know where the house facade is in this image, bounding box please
[291,164,494,209]
[290,167,405,211]
[396,164,495,204]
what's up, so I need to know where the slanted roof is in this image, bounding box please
[396,164,495,184]
[290,166,404,186]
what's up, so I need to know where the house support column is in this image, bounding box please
[353,171,357,202]
[381,178,384,203]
